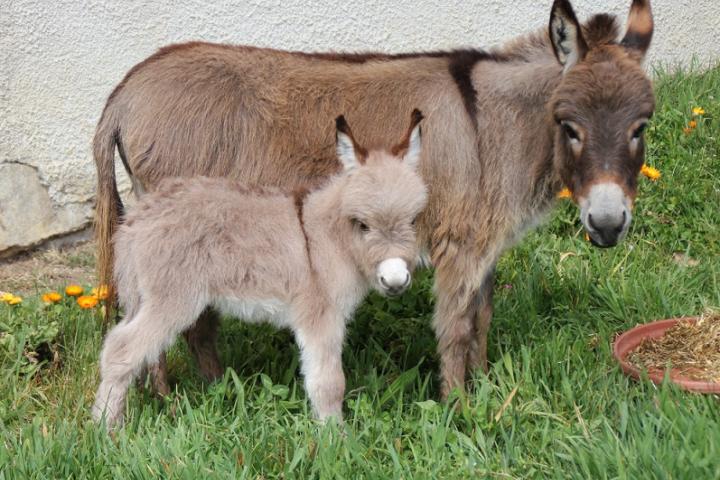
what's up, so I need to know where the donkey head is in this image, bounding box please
[335,110,428,296]
[549,0,655,247]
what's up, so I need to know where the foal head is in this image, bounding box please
[548,0,655,247]
[334,110,428,296]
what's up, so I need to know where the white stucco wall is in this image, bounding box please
[1,0,718,255]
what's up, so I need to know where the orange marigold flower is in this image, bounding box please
[7,295,22,305]
[42,292,63,303]
[77,295,98,309]
[91,285,109,300]
[65,285,84,296]
[692,107,705,116]
[640,164,661,181]
[683,127,693,135]
[557,187,572,199]
[688,120,697,129]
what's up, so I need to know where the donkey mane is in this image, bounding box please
[497,13,624,61]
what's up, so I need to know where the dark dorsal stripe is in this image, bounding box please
[299,48,511,129]
[113,42,512,132]
[447,50,509,130]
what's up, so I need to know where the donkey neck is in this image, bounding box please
[298,175,369,314]
[472,43,565,205]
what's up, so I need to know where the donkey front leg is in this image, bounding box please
[293,314,346,421]
[467,264,496,374]
[432,247,494,400]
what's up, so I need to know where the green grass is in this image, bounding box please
[2,66,719,479]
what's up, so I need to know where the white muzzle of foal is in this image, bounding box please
[377,258,410,294]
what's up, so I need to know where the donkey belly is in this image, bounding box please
[213,297,291,328]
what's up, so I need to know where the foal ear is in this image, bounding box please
[392,109,424,170]
[335,115,365,172]
[549,0,588,70]
[620,0,653,59]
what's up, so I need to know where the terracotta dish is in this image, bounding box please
[613,317,720,394]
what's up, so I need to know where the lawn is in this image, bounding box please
[1,66,719,479]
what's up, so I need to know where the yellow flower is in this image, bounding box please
[65,285,84,297]
[91,285,109,300]
[688,120,697,129]
[640,164,661,181]
[557,187,573,199]
[1,292,14,303]
[42,292,63,303]
[7,295,22,305]
[692,107,705,116]
[77,295,98,309]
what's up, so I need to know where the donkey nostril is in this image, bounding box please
[588,213,599,231]
[614,210,628,234]
[380,276,389,288]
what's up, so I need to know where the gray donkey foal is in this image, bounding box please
[93,111,428,427]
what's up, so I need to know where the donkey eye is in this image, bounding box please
[352,218,370,233]
[411,216,418,227]
[632,122,647,140]
[561,122,580,142]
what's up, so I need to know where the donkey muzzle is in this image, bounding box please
[580,182,632,247]
[377,258,411,296]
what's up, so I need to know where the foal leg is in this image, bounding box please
[467,264,496,374]
[93,302,201,428]
[293,312,346,421]
[183,308,223,382]
[145,308,222,394]
[146,354,171,396]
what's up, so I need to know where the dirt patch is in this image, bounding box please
[0,241,97,296]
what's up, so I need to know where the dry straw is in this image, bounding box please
[628,311,720,382]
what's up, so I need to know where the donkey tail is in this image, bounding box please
[93,104,123,319]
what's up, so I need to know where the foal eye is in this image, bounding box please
[561,122,580,142]
[352,218,370,233]
[411,216,418,227]
[632,122,647,140]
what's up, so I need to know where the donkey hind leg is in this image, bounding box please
[92,303,200,428]
[293,313,346,421]
[183,307,223,382]
[467,264,496,374]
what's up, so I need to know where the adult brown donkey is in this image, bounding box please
[94,0,655,399]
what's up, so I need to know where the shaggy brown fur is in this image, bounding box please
[94,0,655,398]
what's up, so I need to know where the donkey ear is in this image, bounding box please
[403,110,423,170]
[549,0,588,70]
[392,109,423,170]
[620,0,653,59]
[335,115,361,172]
